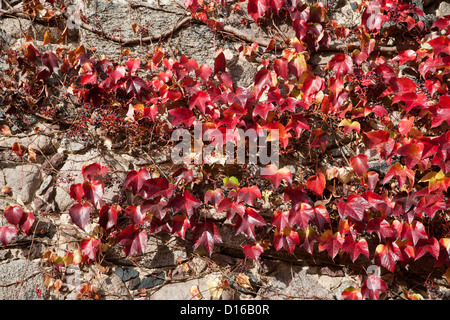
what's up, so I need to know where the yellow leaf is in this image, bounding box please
[43,30,52,46]
[189,285,203,300]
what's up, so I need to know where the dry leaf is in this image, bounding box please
[43,29,52,45]
[236,273,253,290]
[189,285,203,300]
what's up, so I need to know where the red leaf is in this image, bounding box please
[19,212,35,235]
[431,96,450,128]
[80,238,100,262]
[267,0,284,14]
[69,183,84,202]
[414,237,439,260]
[392,50,416,65]
[235,208,265,240]
[126,76,148,98]
[367,217,397,241]
[117,225,148,256]
[253,102,275,120]
[254,68,272,92]
[204,189,224,207]
[124,205,146,226]
[285,113,310,138]
[98,205,118,230]
[375,241,402,272]
[192,221,222,256]
[168,108,195,127]
[261,164,292,188]
[313,205,330,230]
[306,173,326,197]
[189,91,210,114]
[338,194,371,221]
[364,171,379,190]
[382,162,414,188]
[243,243,264,261]
[273,58,288,80]
[361,275,387,300]
[236,186,261,206]
[428,35,450,56]
[272,210,291,231]
[69,202,92,231]
[214,49,226,74]
[108,65,127,84]
[82,180,104,208]
[318,230,345,259]
[345,238,370,262]
[126,58,140,74]
[196,64,213,82]
[12,142,23,157]
[123,167,150,194]
[364,130,390,149]
[394,139,424,169]
[217,198,245,220]
[274,227,300,254]
[4,205,26,225]
[172,214,192,240]
[139,177,173,200]
[327,53,354,77]
[81,163,107,182]
[0,226,18,247]
[167,190,201,218]
[350,154,369,177]
[401,220,428,246]
[247,0,268,21]
[81,73,97,85]
[41,52,59,73]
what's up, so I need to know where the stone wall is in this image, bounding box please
[1,0,450,300]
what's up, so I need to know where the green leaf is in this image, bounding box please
[223,176,239,189]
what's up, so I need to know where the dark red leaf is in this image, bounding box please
[82,180,104,208]
[19,212,35,235]
[192,221,222,256]
[117,225,148,256]
[69,183,84,202]
[247,0,268,21]
[338,194,371,221]
[0,225,18,247]
[123,167,150,194]
[172,214,192,240]
[4,205,26,225]
[69,202,92,231]
[167,190,201,218]
[236,186,261,206]
[235,208,265,239]
[98,205,118,230]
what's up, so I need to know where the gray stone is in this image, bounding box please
[437,1,450,17]
[99,273,131,300]
[2,165,41,204]
[0,134,55,154]
[138,272,165,290]
[0,259,48,300]
[114,267,139,282]
[37,175,53,196]
[148,277,209,300]
[258,263,334,300]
